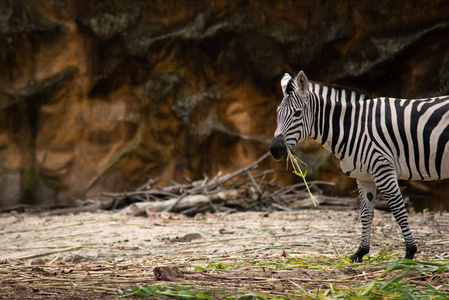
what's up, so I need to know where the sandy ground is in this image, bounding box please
[1,208,448,298]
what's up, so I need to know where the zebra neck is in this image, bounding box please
[309,83,369,161]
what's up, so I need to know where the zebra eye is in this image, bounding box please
[294,110,301,117]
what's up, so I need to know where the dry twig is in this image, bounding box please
[40,152,351,217]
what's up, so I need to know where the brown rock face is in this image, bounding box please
[1,1,449,207]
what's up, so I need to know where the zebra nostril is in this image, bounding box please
[270,144,277,154]
[269,137,286,160]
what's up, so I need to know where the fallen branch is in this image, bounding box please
[121,190,240,216]
[40,151,352,216]
[121,195,210,216]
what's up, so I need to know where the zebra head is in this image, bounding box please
[270,71,311,160]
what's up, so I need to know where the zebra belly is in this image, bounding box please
[339,159,374,182]
[395,147,449,181]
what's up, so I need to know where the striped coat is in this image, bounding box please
[270,71,449,262]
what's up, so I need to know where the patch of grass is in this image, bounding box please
[193,258,238,271]
[120,254,449,299]
[248,247,399,271]
[354,259,449,300]
[118,285,215,299]
[248,255,352,270]
[120,285,291,299]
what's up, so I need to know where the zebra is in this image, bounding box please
[269,70,449,262]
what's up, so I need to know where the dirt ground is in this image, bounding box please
[1,207,449,299]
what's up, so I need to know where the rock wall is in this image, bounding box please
[1,0,449,207]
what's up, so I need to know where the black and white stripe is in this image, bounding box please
[270,70,449,262]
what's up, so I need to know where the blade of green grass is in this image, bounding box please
[285,145,318,207]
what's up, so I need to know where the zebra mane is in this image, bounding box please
[310,80,371,100]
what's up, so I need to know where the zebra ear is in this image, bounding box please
[281,73,293,95]
[296,71,309,95]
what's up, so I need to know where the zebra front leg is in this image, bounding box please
[375,173,417,260]
[350,179,376,262]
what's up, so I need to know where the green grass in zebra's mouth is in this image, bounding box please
[285,145,319,207]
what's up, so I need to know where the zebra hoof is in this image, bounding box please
[349,253,363,263]
[350,246,370,263]
[404,244,417,260]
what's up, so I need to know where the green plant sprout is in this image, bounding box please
[285,145,318,207]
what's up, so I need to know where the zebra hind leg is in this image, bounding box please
[350,180,377,263]
[375,173,417,260]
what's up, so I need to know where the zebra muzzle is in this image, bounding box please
[270,135,287,160]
